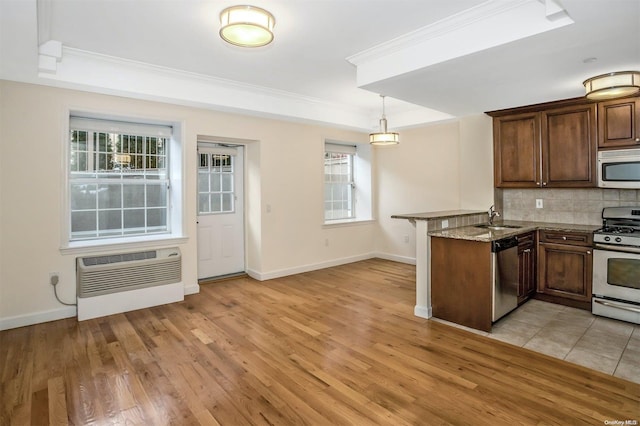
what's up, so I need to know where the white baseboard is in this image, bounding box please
[248,253,377,281]
[414,305,432,319]
[373,252,416,265]
[184,281,200,296]
[0,306,77,331]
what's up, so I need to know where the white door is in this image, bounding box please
[197,144,245,279]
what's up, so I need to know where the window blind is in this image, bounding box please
[325,142,356,155]
[70,117,172,138]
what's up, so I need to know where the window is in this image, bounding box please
[198,153,235,214]
[324,144,355,220]
[68,117,173,241]
[323,141,373,224]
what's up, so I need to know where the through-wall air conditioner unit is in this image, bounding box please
[76,247,183,321]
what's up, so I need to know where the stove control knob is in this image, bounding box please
[604,236,611,242]
[615,237,622,243]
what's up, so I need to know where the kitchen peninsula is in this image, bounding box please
[393,210,600,331]
[391,210,486,319]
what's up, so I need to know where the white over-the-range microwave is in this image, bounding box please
[598,147,640,189]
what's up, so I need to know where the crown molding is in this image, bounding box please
[35,46,383,130]
[346,0,531,66]
[347,0,573,88]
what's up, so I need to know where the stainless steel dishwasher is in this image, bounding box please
[491,236,519,322]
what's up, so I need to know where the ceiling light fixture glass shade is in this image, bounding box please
[369,95,399,145]
[583,71,640,100]
[219,5,275,48]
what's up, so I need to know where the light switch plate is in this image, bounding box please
[536,199,543,209]
[442,219,449,228]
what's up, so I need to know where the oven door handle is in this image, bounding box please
[594,299,640,313]
[594,243,640,255]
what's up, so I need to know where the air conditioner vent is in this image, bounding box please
[81,250,157,266]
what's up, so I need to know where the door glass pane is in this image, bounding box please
[222,193,233,212]
[212,194,222,212]
[198,152,235,215]
[199,194,210,214]
[222,174,232,191]
[198,172,209,192]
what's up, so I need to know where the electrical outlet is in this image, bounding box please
[49,272,59,286]
[324,238,329,247]
[442,219,449,229]
[536,199,544,209]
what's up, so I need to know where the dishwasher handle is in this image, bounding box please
[491,236,519,253]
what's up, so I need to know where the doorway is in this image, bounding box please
[197,143,245,279]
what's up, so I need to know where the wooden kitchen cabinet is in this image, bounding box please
[537,230,593,309]
[492,102,597,188]
[517,232,536,305]
[493,112,540,188]
[431,237,493,332]
[541,103,597,187]
[598,96,640,149]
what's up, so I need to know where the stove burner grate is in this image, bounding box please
[600,226,637,234]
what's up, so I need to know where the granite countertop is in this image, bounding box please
[391,210,485,221]
[429,220,601,242]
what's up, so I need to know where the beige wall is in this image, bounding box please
[459,114,494,210]
[0,81,495,328]
[0,81,372,325]
[375,121,463,260]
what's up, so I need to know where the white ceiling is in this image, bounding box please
[1,0,639,131]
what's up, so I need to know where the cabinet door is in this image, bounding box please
[538,243,593,302]
[541,103,597,187]
[598,97,640,149]
[494,112,541,188]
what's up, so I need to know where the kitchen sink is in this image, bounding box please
[475,224,523,231]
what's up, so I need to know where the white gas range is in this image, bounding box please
[592,207,640,324]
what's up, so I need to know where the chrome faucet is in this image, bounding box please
[488,205,501,225]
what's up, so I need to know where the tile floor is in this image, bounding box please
[431,299,640,384]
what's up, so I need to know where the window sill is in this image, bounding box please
[322,218,376,228]
[60,234,188,256]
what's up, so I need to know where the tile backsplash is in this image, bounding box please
[500,189,640,226]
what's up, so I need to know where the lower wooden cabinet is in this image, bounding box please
[517,232,536,304]
[537,231,593,306]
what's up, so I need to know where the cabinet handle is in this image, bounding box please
[587,251,591,255]
[523,249,531,253]
[635,137,640,142]
[562,236,567,240]
[542,182,547,186]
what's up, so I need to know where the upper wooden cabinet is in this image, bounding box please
[492,103,597,188]
[598,97,640,149]
[541,103,597,187]
[493,112,540,187]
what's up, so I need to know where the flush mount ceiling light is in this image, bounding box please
[583,71,640,100]
[369,95,399,146]
[219,5,275,48]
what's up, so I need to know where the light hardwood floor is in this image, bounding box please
[1,259,639,425]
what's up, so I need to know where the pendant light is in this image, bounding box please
[369,95,399,145]
[583,71,640,100]
[219,5,275,48]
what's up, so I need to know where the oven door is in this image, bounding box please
[593,246,640,324]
